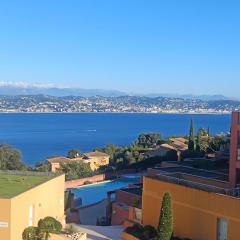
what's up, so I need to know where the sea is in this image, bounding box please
[0,113,231,165]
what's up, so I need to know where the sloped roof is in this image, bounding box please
[48,156,83,163]
[83,151,109,158]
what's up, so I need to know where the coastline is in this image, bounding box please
[0,111,231,115]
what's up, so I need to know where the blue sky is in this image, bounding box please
[0,0,239,97]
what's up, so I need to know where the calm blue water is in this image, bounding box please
[70,177,140,205]
[0,113,231,164]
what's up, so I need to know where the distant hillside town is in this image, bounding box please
[0,95,239,113]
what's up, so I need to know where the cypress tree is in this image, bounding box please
[196,130,201,152]
[207,126,210,137]
[188,119,195,151]
[158,192,173,240]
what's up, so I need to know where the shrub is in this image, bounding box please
[22,226,43,240]
[38,217,62,240]
[125,223,144,238]
[125,224,158,240]
[143,225,158,239]
[132,197,140,207]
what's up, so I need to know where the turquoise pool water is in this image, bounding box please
[70,176,140,206]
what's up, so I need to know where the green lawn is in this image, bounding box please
[0,173,52,198]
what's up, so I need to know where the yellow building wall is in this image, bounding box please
[51,162,61,172]
[0,199,11,240]
[88,156,110,171]
[142,177,240,240]
[9,174,65,240]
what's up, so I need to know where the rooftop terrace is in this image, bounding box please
[148,166,240,198]
[153,166,228,181]
[0,171,58,198]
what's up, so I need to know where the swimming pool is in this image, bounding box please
[70,176,140,206]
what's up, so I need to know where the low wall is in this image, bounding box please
[51,233,87,240]
[78,199,108,225]
[65,174,105,188]
[116,189,142,208]
[111,202,129,225]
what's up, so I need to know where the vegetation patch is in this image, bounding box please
[0,173,52,198]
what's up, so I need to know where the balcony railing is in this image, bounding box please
[155,173,240,198]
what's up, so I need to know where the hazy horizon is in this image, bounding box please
[0,80,236,99]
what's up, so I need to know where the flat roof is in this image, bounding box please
[147,166,240,197]
[0,171,58,199]
[154,166,228,181]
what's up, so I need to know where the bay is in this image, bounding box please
[0,113,231,165]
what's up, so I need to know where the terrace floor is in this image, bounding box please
[153,166,228,181]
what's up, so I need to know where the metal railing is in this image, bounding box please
[155,173,240,198]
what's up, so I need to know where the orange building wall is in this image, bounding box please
[142,177,240,240]
[0,199,11,240]
[122,231,140,240]
[0,174,65,240]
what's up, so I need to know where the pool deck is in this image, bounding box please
[74,180,112,189]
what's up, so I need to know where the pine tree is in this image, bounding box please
[188,119,195,151]
[158,192,173,240]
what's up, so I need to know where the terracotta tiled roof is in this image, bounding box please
[83,151,109,158]
[47,156,83,163]
[169,137,188,151]
[160,144,177,151]
[169,137,187,144]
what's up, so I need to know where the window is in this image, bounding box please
[29,205,33,226]
[217,218,228,240]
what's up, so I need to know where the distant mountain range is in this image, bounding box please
[0,82,235,101]
[0,83,126,97]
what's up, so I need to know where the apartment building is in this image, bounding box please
[48,150,110,172]
[141,112,240,240]
[0,171,65,240]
